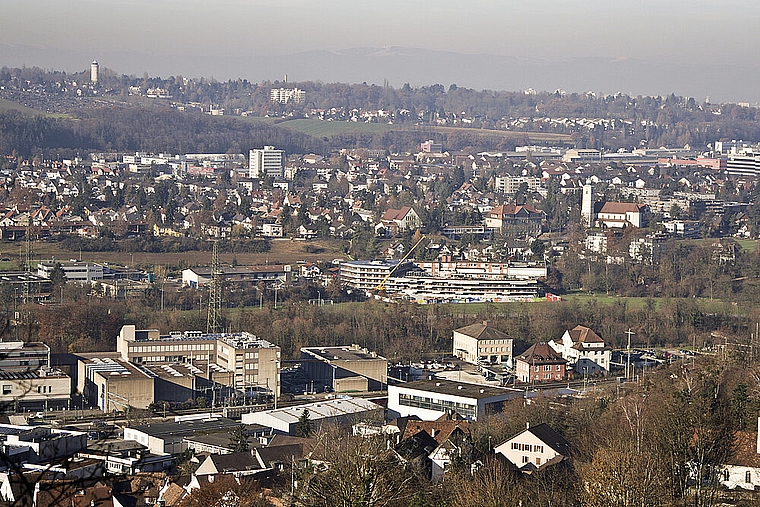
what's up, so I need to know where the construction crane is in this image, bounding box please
[376,235,426,292]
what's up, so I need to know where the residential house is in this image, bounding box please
[494,423,571,472]
[549,325,611,375]
[484,204,544,237]
[719,417,760,490]
[381,207,422,233]
[515,343,566,383]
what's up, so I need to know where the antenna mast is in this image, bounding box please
[23,219,34,302]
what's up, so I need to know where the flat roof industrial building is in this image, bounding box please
[241,397,382,435]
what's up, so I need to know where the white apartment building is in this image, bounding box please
[249,146,284,178]
[270,88,306,104]
[37,261,104,283]
[663,220,701,239]
[585,233,608,254]
[548,325,611,375]
[494,176,542,194]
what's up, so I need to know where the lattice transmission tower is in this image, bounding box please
[206,240,222,334]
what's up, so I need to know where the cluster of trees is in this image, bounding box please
[10,65,760,155]
[0,107,327,159]
[281,357,752,507]
[56,235,270,254]
[554,235,760,302]
[14,283,750,360]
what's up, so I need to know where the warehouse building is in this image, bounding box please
[300,345,387,392]
[116,325,280,397]
[181,265,291,288]
[123,414,241,454]
[387,378,518,421]
[241,397,382,435]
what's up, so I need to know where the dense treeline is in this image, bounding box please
[0,108,327,158]
[15,293,750,359]
[554,235,760,302]
[56,235,271,254]
[9,66,760,153]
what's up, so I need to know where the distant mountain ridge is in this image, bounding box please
[2,43,760,103]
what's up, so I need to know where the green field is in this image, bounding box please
[0,98,45,116]
[733,238,759,251]
[433,293,746,316]
[0,97,73,119]
[274,118,393,136]
[258,117,575,143]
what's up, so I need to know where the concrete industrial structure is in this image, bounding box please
[0,369,71,412]
[37,261,104,283]
[2,425,87,463]
[387,378,517,421]
[241,397,382,434]
[123,415,241,454]
[0,342,50,372]
[300,345,388,392]
[181,265,291,288]
[452,321,513,365]
[249,146,284,178]
[116,325,281,397]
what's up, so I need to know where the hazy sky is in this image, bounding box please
[2,0,760,99]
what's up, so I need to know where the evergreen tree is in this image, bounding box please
[296,409,312,438]
[228,424,249,452]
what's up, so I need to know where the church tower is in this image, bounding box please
[581,184,594,227]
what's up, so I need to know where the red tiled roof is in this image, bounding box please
[599,202,646,214]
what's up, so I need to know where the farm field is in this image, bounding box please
[266,117,574,143]
[0,238,349,273]
[436,293,745,315]
[274,118,393,136]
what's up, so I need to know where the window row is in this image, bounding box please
[398,393,476,418]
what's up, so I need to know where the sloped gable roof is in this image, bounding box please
[567,325,605,345]
[516,343,565,365]
[599,202,645,214]
[455,321,511,341]
[527,423,571,456]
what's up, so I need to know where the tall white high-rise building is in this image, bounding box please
[90,60,99,84]
[581,184,594,227]
[249,146,284,178]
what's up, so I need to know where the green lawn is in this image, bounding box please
[733,239,759,252]
[432,293,746,315]
[0,98,45,116]
[254,117,575,143]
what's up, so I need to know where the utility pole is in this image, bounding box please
[625,328,635,381]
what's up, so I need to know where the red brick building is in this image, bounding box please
[515,343,566,383]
